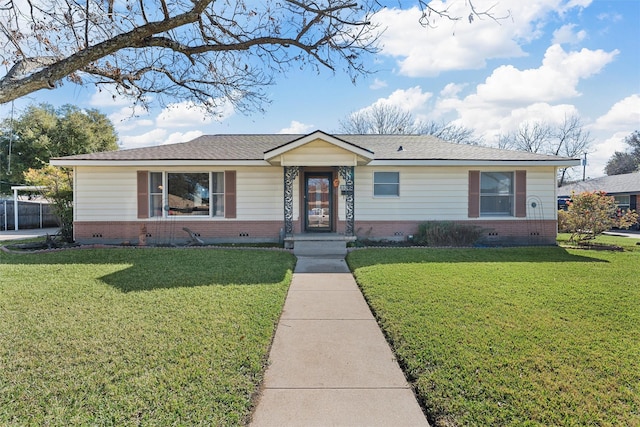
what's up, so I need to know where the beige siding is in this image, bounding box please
[354,166,558,221]
[281,139,358,166]
[235,167,285,220]
[75,167,138,221]
[74,164,557,223]
[526,167,558,220]
[74,166,288,222]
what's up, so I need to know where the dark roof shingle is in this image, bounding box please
[558,172,640,195]
[53,133,578,162]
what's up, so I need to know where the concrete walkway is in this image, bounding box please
[250,255,429,426]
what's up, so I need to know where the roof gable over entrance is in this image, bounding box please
[264,130,374,166]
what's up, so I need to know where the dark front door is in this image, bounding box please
[305,173,333,232]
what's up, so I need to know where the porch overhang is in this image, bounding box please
[264,130,374,166]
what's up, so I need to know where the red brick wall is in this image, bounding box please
[74,220,284,244]
[353,219,558,245]
[74,218,559,246]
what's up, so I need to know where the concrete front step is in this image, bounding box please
[286,233,355,257]
[293,239,347,256]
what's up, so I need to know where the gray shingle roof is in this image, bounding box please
[558,172,640,195]
[53,133,578,162]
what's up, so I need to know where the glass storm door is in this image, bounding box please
[305,173,332,231]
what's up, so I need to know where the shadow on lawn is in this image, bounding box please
[0,247,295,292]
[346,246,609,269]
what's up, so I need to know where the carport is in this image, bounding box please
[6,185,46,231]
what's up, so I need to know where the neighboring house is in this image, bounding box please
[558,172,640,228]
[50,130,579,246]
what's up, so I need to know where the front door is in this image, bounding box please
[305,173,332,232]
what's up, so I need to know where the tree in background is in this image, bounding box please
[559,191,638,243]
[498,115,592,185]
[338,104,482,145]
[605,131,640,175]
[339,105,416,134]
[416,120,483,146]
[24,166,74,242]
[0,0,508,113]
[0,103,118,192]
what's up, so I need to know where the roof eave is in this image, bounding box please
[263,130,375,161]
[50,159,270,167]
[367,159,582,167]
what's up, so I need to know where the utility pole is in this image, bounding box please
[582,152,587,181]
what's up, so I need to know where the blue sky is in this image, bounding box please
[2,0,639,178]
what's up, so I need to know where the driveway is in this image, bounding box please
[0,228,60,241]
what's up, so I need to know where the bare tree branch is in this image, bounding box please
[498,115,593,185]
[0,0,506,114]
[339,105,482,145]
[415,0,510,28]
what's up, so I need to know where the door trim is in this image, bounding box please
[304,172,334,232]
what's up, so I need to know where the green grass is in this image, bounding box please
[347,239,640,426]
[0,248,295,426]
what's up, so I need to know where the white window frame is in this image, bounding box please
[480,171,514,217]
[148,172,225,218]
[149,171,164,218]
[209,172,225,218]
[373,171,400,198]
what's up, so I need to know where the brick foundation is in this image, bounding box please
[354,219,558,246]
[73,220,285,244]
[74,218,558,246]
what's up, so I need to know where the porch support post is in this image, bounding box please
[339,166,355,236]
[13,187,18,230]
[283,166,300,235]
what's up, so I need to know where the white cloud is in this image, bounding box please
[156,101,216,128]
[372,1,597,77]
[587,131,629,177]
[119,129,167,149]
[558,0,593,15]
[596,12,622,22]
[591,94,640,130]
[162,131,204,145]
[369,86,432,112]
[432,44,618,141]
[278,121,315,134]
[475,45,618,104]
[372,6,525,77]
[88,85,144,107]
[369,78,388,90]
[583,95,640,176]
[552,24,587,45]
[440,83,466,98]
[431,43,618,137]
[109,105,151,125]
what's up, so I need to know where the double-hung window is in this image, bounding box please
[373,172,400,197]
[480,172,514,216]
[149,172,224,217]
[149,172,164,217]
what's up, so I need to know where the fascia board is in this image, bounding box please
[366,159,582,167]
[264,131,374,160]
[49,159,271,167]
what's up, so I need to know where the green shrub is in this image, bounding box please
[414,221,484,246]
[564,191,639,242]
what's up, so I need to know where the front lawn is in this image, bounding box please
[347,241,640,426]
[0,248,295,426]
